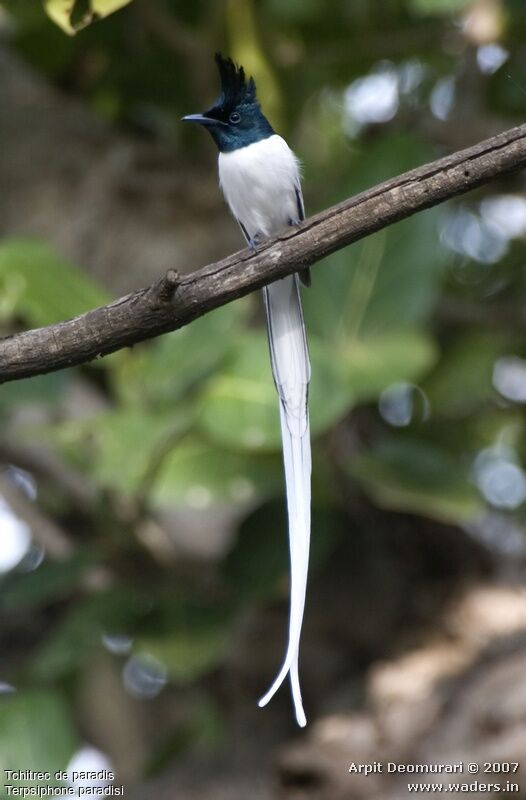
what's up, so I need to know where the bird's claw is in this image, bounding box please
[248,234,262,253]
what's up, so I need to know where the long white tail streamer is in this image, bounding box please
[258,274,311,727]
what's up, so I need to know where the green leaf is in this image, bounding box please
[304,136,447,342]
[43,0,133,34]
[0,240,108,327]
[198,332,355,451]
[224,501,343,602]
[423,331,507,417]
[304,211,447,342]
[0,372,71,412]
[151,437,282,509]
[0,552,96,612]
[196,332,280,451]
[33,588,146,679]
[112,301,250,408]
[349,134,432,196]
[0,1,47,26]
[343,330,438,404]
[359,212,448,335]
[309,338,361,434]
[351,437,483,524]
[136,607,232,685]
[198,327,436,452]
[88,408,192,495]
[226,0,284,126]
[409,0,473,14]
[0,690,76,785]
[266,0,322,23]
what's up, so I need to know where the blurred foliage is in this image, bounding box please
[0,241,108,326]
[43,0,133,35]
[0,0,525,787]
[0,691,77,793]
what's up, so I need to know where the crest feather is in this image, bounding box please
[214,53,257,108]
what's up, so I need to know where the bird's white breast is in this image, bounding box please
[218,134,301,239]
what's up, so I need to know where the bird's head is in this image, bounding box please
[182,53,274,152]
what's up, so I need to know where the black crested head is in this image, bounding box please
[214,53,257,111]
[182,53,274,152]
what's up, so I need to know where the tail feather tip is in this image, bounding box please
[296,710,307,728]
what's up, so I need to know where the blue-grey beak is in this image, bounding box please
[182,114,227,127]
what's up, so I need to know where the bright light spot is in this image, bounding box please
[474,447,526,509]
[344,66,399,133]
[378,382,430,427]
[185,485,212,509]
[398,59,426,95]
[479,461,526,508]
[462,2,503,45]
[0,496,31,574]
[440,209,508,264]
[493,356,526,403]
[430,77,455,121]
[229,477,255,502]
[480,195,526,239]
[466,512,525,556]
[102,633,134,655]
[476,43,509,74]
[6,466,37,500]
[17,543,45,573]
[67,746,113,793]
[122,654,167,699]
[0,682,16,694]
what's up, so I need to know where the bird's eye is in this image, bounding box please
[229,111,241,124]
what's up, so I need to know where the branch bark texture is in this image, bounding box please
[1,124,525,384]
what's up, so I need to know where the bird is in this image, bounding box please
[183,53,311,727]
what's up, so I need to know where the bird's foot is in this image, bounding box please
[248,234,262,253]
[289,218,302,229]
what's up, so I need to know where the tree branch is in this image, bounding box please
[1,124,525,384]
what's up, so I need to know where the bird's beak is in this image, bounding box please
[181,114,227,128]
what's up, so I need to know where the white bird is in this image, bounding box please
[183,54,311,727]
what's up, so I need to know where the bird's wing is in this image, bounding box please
[293,183,311,287]
[233,216,249,245]
[295,184,305,222]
